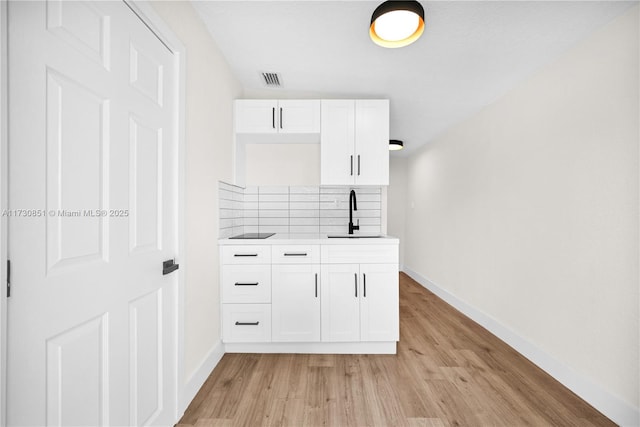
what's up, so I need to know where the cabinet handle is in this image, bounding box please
[363,273,366,297]
[315,273,318,298]
[234,253,258,257]
[280,107,283,129]
[358,155,361,176]
[234,282,259,286]
[350,155,353,176]
[354,273,358,297]
[235,321,259,326]
[284,252,307,257]
[272,107,275,129]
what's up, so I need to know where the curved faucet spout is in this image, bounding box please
[349,189,359,235]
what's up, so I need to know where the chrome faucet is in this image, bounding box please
[349,189,359,235]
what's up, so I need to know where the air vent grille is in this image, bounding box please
[261,72,282,87]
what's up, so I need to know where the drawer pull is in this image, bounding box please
[235,321,259,326]
[234,253,258,257]
[235,282,259,286]
[284,252,307,257]
[315,273,318,298]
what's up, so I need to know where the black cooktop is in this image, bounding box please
[229,232,275,240]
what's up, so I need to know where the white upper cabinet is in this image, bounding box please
[320,99,389,186]
[235,99,320,134]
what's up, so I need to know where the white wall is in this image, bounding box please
[150,0,242,400]
[245,143,320,186]
[404,6,639,424]
[388,157,407,267]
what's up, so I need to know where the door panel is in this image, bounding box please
[46,69,109,270]
[129,289,163,426]
[320,263,360,342]
[129,115,162,252]
[272,264,321,342]
[360,264,399,342]
[320,100,355,185]
[46,314,109,427]
[7,1,178,425]
[354,100,389,185]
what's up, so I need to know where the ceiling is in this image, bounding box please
[192,1,635,156]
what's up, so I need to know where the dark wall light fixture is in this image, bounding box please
[370,1,425,48]
[389,139,404,151]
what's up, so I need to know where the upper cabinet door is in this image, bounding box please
[235,99,278,133]
[320,99,389,186]
[321,100,356,185]
[278,100,320,133]
[235,99,320,134]
[355,100,389,185]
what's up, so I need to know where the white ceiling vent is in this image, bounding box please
[261,72,282,87]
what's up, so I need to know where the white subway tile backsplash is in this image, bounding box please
[290,225,320,234]
[290,217,320,226]
[290,209,320,218]
[218,181,382,237]
[258,201,289,210]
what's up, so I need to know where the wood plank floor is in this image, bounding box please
[177,273,614,427]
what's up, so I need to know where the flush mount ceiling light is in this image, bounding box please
[389,139,404,151]
[370,1,425,48]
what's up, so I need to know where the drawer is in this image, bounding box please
[221,265,271,303]
[321,244,398,264]
[272,245,320,264]
[223,304,271,343]
[222,245,271,264]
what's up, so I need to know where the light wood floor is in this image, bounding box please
[178,273,614,427]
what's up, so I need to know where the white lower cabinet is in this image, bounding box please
[321,263,399,342]
[321,264,360,342]
[222,304,271,343]
[220,241,399,352]
[360,264,399,342]
[272,264,321,342]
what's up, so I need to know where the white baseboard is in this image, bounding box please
[179,340,225,417]
[402,267,640,427]
[225,341,396,354]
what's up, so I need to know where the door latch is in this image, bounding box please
[162,259,179,275]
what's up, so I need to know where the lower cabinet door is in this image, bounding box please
[360,264,399,341]
[222,304,272,343]
[272,264,321,342]
[321,264,360,342]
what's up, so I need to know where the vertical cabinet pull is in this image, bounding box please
[315,273,318,298]
[280,107,283,129]
[350,155,354,176]
[354,273,358,297]
[363,273,366,297]
[272,107,275,129]
[358,155,361,176]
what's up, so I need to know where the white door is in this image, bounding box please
[360,264,399,342]
[7,1,178,426]
[354,100,389,185]
[320,100,355,185]
[272,264,320,342]
[321,264,360,342]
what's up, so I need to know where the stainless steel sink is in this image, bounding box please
[326,235,384,239]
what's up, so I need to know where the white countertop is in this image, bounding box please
[218,233,399,245]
